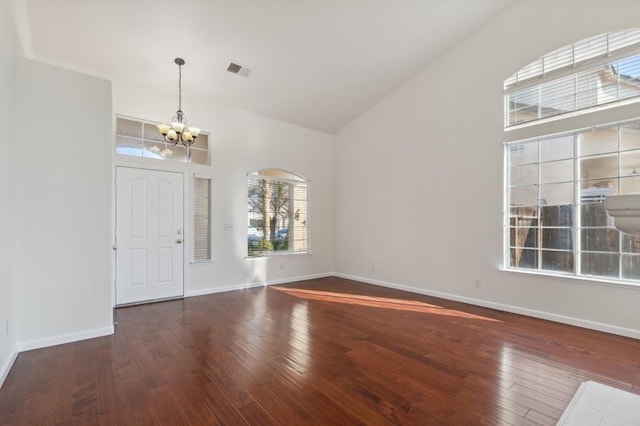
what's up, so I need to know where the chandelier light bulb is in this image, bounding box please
[157,123,171,136]
[171,121,186,133]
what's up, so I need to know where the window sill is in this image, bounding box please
[245,251,313,260]
[499,267,640,290]
[190,259,215,264]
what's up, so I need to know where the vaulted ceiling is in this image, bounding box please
[18,0,514,133]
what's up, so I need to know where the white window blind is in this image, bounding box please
[505,29,640,128]
[247,169,309,257]
[193,176,212,261]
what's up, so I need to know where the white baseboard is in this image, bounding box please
[0,347,18,389]
[18,325,114,352]
[336,273,640,340]
[186,272,334,298]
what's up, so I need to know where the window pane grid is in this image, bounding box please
[507,123,640,282]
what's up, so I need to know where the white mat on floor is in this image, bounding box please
[557,381,640,425]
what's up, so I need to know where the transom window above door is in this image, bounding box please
[115,116,209,165]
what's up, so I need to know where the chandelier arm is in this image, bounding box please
[180,133,195,147]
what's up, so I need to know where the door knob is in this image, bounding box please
[176,239,183,244]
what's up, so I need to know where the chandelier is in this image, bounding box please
[156,58,201,147]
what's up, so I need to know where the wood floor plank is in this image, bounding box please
[259,376,318,424]
[1,276,639,425]
[193,370,250,425]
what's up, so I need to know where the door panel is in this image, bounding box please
[157,247,173,282]
[130,249,147,286]
[130,178,148,238]
[116,167,184,305]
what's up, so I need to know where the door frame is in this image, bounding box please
[112,164,187,307]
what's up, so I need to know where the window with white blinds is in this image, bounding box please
[505,29,640,128]
[247,169,309,257]
[504,28,640,285]
[193,176,212,261]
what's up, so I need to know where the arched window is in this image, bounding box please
[505,29,640,128]
[247,169,309,257]
[505,29,640,283]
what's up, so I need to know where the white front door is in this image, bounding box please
[115,167,184,305]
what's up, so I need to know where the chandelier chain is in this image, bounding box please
[178,62,182,113]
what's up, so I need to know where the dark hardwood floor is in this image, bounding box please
[1,277,639,425]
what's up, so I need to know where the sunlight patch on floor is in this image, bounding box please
[272,287,501,322]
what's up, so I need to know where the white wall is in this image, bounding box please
[334,0,640,338]
[112,81,334,296]
[0,0,17,386]
[14,58,114,349]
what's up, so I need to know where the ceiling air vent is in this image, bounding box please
[227,62,252,78]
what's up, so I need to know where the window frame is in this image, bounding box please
[505,118,640,286]
[247,169,310,258]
